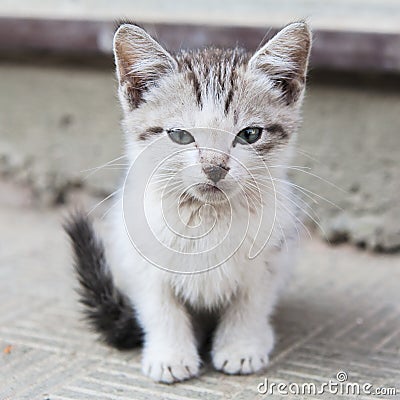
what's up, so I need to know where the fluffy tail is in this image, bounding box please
[64,213,143,349]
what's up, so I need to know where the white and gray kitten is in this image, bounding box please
[66,22,311,383]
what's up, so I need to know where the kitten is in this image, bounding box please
[65,22,311,383]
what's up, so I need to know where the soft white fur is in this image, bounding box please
[106,22,311,383]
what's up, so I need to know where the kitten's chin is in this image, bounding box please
[187,184,232,205]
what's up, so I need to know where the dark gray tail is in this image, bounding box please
[64,213,143,349]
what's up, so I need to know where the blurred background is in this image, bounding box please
[0,0,399,252]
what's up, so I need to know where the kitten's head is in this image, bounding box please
[113,23,311,206]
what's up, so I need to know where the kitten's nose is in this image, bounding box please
[202,164,230,184]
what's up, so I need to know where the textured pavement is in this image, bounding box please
[1,183,400,400]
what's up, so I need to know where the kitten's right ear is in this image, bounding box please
[248,22,311,105]
[113,24,177,109]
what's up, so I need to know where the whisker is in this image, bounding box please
[254,179,330,242]
[244,179,311,240]
[159,181,185,198]
[150,176,177,185]
[249,165,311,172]
[243,182,299,247]
[293,147,320,163]
[276,199,312,240]
[253,176,318,206]
[81,155,127,172]
[271,178,343,211]
[268,165,312,171]
[100,200,120,220]
[253,179,320,221]
[82,165,130,172]
[82,155,128,179]
[283,167,347,193]
[247,178,322,227]
[87,188,122,216]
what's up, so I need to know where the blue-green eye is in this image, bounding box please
[235,127,263,145]
[167,129,195,145]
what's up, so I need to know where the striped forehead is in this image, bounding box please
[177,48,250,115]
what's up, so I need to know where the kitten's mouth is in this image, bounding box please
[196,183,223,195]
[190,183,229,204]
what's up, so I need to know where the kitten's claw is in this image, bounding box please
[142,349,200,383]
[212,343,270,375]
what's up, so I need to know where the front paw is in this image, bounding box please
[142,345,201,383]
[212,343,271,375]
[212,327,274,375]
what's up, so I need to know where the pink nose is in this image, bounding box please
[202,164,230,184]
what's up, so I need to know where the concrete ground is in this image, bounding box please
[0,181,399,400]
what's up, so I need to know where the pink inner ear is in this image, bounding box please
[248,23,311,104]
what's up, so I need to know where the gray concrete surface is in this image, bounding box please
[0,181,400,399]
[1,62,399,251]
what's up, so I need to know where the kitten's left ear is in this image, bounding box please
[113,24,178,109]
[249,22,312,105]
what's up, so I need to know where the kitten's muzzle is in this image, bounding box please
[202,164,230,184]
